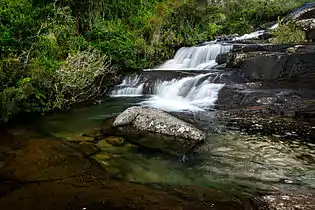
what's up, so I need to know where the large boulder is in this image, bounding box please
[113,106,206,155]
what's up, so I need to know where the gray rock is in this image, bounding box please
[256,194,315,210]
[221,50,315,81]
[296,18,315,40]
[296,18,315,31]
[113,106,206,155]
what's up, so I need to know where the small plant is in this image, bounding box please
[272,20,307,44]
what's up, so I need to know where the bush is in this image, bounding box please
[271,20,307,44]
[52,48,118,109]
[0,0,313,122]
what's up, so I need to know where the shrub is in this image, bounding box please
[272,20,307,44]
[52,48,118,109]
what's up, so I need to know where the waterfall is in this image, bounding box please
[154,43,232,70]
[110,75,144,97]
[140,74,224,112]
[110,74,224,112]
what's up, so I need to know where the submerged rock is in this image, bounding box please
[104,136,126,147]
[113,106,206,155]
[0,129,257,210]
[100,117,116,136]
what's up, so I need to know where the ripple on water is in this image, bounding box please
[34,98,315,196]
[89,131,315,195]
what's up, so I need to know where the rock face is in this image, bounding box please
[285,2,315,21]
[113,106,206,155]
[215,43,315,141]
[296,18,315,41]
[217,48,315,82]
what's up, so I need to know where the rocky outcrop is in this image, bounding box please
[113,106,206,155]
[217,46,315,82]
[296,18,315,41]
[215,43,315,141]
[254,194,315,210]
[285,2,315,22]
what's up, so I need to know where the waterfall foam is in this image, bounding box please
[110,75,144,97]
[110,74,224,112]
[140,74,224,112]
[111,42,228,111]
[154,43,232,70]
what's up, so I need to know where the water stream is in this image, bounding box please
[34,97,315,196]
[32,36,315,199]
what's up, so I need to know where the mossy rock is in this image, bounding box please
[76,142,101,156]
[105,136,126,147]
[54,132,94,142]
[81,129,104,140]
[97,139,113,148]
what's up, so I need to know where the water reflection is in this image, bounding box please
[34,98,315,196]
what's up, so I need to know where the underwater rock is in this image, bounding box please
[113,106,206,155]
[104,136,126,147]
[100,117,116,136]
[81,129,104,140]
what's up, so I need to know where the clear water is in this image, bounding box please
[34,97,315,196]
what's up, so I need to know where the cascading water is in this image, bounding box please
[154,43,232,70]
[110,75,144,97]
[140,74,224,112]
[110,42,229,111]
[110,73,224,112]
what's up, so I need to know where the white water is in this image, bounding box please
[140,74,224,112]
[234,30,265,41]
[110,75,144,97]
[234,23,279,41]
[110,74,224,112]
[155,43,232,70]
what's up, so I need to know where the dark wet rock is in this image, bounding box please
[232,44,295,53]
[254,194,315,210]
[216,52,231,65]
[221,51,315,82]
[216,81,315,140]
[0,138,92,182]
[285,2,315,22]
[81,129,104,140]
[216,107,315,141]
[296,18,315,41]
[72,142,101,156]
[0,179,257,210]
[66,135,94,142]
[113,106,206,155]
[100,117,116,136]
[104,136,126,147]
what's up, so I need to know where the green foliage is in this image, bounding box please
[0,0,313,122]
[272,20,307,44]
[52,48,118,109]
